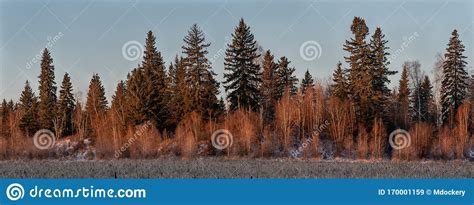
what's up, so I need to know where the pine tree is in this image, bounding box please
[343,17,373,125]
[412,75,433,122]
[111,80,127,124]
[19,81,38,136]
[277,56,298,96]
[168,56,189,124]
[126,67,147,124]
[38,48,57,130]
[331,62,348,100]
[142,30,170,129]
[86,73,108,117]
[56,73,75,136]
[260,50,279,122]
[0,100,11,137]
[440,29,469,125]
[300,69,314,94]
[370,27,396,119]
[223,18,262,111]
[398,66,410,128]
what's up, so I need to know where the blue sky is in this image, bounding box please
[1,0,472,102]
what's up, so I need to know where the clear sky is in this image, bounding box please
[1,0,472,102]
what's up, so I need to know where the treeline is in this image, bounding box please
[0,17,473,160]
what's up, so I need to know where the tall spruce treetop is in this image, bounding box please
[19,81,38,136]
[86,73,108,116]
[57,73,75,136]
[182,24,220,118]
[261,50,279,121]
[331,61,348,100]
[300,69,314,94]
[343,17,374,125]
[142,30,170,129]
[370,27,396,118]
[38,48,57,130]
[277,56,298,96]
[440,29,469,124]
[223,18,262,111]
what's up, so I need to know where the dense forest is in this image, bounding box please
[0,17,473,160]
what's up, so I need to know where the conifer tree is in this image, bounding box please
[277,56,298,96]
[126,67,147,124]
[440,29,469,124]
[0,100,11,137]
[142,30,170,129]
[57,73,75,136]
[261,50,279,122]
[370,27,396,118]
[398,66,410,128]
[86,73,108,117]
[38,48,57,130]
[300,69,314,94]
[182,24,220,119]
[411,75,433,122]
[343,17,373,125]
[223,18,262,111]
[331,62,348,100]
[19,81,38,136]
[168,56,189,124]
[111,80,127,124]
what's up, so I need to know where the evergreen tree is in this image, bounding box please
[300,69,314,94]
[19,81,38,136]
[182,24,220,119]
[277,56,298,96]
[343,17,373,125]
[398,66,410,128]
[0,100,11,137]
[126,67,147,124]
[142,30,170,129]
[56,73,75,136]
[38,48,57,130]
[331,62,348,100]
[370,27,396,118]
[86,73,108,117]
[111,80,127,124]
[168,56,189,124]
[411,75,433,122]
[440,29,469,125]
[223,18,262,111]
[260,50,279,122]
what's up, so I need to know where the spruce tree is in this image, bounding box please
[38,48,57,130]
[370,27,396,118]
[168,56,189,124]
[57,73,75,136]
[331,62,348,100]
[111,80,127,124]
[182,24,220,119]
[440,29,469,125]
[343,17,373,125]
[19,81,38,136]
[398,66,410,128]
[261,50,279,122]
[142,30,170,129]
[0,100,11,137]
[300,69,314,94]
[223,18,262,111]
[277,56,298,96]
[86,73,108,117]
[126,67,147,124]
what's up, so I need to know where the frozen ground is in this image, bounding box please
[0,158,472,178]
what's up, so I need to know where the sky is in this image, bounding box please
[0,0,473,103]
